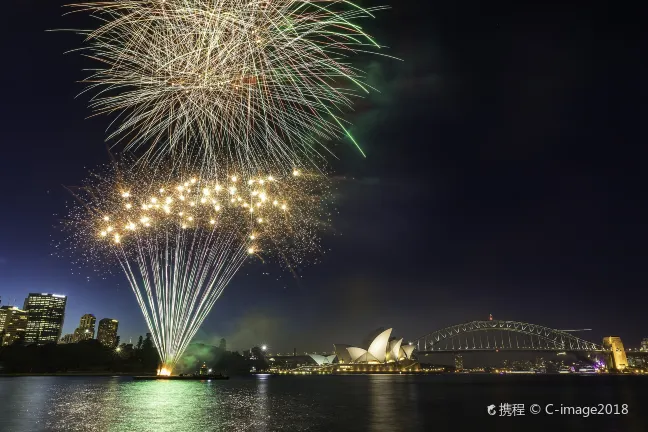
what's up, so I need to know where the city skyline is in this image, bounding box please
[1,0,647,353]
[0,294,122,346]
[1,287,648,353]
[2,291,647,355]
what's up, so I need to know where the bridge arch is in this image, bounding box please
[415,320,603,352]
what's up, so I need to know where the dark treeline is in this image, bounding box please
[0,334,159,374]
[0,336,269,375]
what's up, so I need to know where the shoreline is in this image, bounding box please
[0,372,148,377]
[1,372,640,378]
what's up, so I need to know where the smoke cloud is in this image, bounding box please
[177,310,286,372]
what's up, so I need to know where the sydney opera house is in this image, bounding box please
[309,328,420,373]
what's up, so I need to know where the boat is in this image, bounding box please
[133,374,229,381]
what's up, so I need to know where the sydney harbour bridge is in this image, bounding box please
[414,319,605,354]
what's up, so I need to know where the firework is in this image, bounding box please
[63,165,327,373]
[64,0,390,174]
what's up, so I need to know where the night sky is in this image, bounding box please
[1,1,646,353]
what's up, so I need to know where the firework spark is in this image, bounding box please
[63,165,327,373]
[64,0,390,175]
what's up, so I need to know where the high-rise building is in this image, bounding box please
[79,314,96,335]
[74,314,96,342]
[454,354,464,370]
[626,356,642,368]
[641,338,648,352]
[219,338,227,351]
[0,306,10,332]
[23,294,67,345]
[97,318,119,348]
[0,306,29,346]
[602,336,628,371]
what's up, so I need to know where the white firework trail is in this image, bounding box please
[62,0,394,175]
[61,165,328,373]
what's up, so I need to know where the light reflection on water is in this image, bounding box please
[368,375,420,431]
[0,375,647,432]
[0,376,321,432]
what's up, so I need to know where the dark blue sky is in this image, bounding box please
[1,0,647,352]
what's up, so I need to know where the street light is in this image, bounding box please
[261,345,267,351]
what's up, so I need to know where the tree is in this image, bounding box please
[141,333,159,372]
[136,336,143,350]
[142,333,153,350]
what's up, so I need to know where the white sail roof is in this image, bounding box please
[309,354,331,366]
[388,338,403,362]
[347,347,369,362]
[367,328,392,363]
[401,344,415,359]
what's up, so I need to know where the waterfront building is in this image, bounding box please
[0,306,29,346]
[626,356,644,368]
[97,318,119,347]
[602,336,628,371]
[307,328,419,373]
[333,329,416,365]
[0,306,9,332]
[454,354,464,370]
[641,338,648,352]
[268,355,313,370]
[23,293,67,344]
[73,314,96,342]
[79,314,96,336]
[535,357,547,373]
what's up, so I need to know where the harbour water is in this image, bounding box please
[1,375,646,432]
